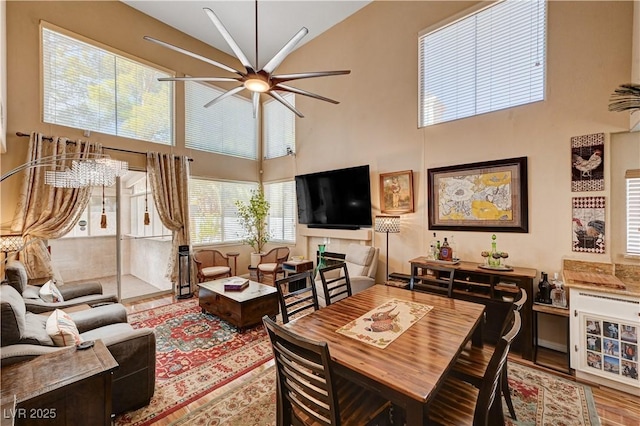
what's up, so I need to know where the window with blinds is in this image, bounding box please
[264,181,296,243]
[418,0,546,127]
[263,94,295,159]
[185,81,257,159]
[189,178,258,245]
[626,170,640,255]
[42,25,173,144]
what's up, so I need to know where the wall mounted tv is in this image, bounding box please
[295,165,373,230]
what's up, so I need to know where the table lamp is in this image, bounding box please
[374,215,400,281]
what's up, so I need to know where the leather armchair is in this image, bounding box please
[314,244,379,307]
[0,284,155,415]
[4,260,118,313]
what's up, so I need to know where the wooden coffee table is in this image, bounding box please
[198,278,279,331]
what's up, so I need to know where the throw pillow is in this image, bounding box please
[46,309,83,347]
[39,280,64,303]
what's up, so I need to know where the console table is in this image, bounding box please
[408,257,536,360]
[1,340,118,426]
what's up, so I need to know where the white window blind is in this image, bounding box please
[418,0,546,127]
[185,82,257,159]
[264,181,296,243]
[626,173,640,254]
[189,178,257,245]
[264,94,296,159]
[42,26,173,144]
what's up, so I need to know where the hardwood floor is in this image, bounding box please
[123,295,640,426]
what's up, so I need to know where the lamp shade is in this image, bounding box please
[0,234,25,253]
[374,215,400,233]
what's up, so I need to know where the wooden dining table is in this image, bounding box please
[282,284,486,425]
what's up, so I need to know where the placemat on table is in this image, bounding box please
[336,298,433,349]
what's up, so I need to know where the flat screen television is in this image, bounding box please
[295,165,372,229]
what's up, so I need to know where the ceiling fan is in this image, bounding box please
[144,1,351,118]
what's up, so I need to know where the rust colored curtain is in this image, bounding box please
[146,152,191,284]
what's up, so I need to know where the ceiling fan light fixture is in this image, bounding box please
[244,78,270,93]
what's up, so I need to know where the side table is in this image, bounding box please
[1,340,118,425]
[532,303,572,374]
[282,260,314,291]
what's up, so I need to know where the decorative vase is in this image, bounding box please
[314,244,326,278]
[250,252,262,268]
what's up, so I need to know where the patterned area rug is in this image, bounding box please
[169,362,601,426]
[115,299,273,426]
[506,363,601,426]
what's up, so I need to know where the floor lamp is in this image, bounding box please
[374,215,400,282]
[0,234,25,279]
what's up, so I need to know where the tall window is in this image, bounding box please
[185,82,257,159]
[263,94,295,159]
[189,178,258,245]
[418,0,546,127]
[62,192,116,238]
[627,171,640,255]
[264,181,296,243]
[42,24,173,144]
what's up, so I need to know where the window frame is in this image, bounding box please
[626,171,640,256]
[417,0,547,128]
[184,80,258,160]
[264,180,297,244]
[40,21,176,144]
[263,93,296,160]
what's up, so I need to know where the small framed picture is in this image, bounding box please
[380,170,414,214]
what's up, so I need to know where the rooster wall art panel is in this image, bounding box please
[572,196,605,253]
[571,133,605,191]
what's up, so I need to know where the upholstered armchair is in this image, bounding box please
[4,260,118,314]
[0,284,156,415]
[315,243,379,307]
[194,249,238,282]
[257,247,290,285]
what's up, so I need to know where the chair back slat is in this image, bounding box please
[276,271,319,324]
[410,263,456,297]
[263,316,340,426]
[474,310,522,425]
[318,263,352,306]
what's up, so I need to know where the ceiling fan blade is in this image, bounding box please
[252,92,260,119]
[268,91,304,118]
[203,86,245,108]
[144,36,244,76]
[271,70,351,84]
[274,84,339,104]
[158,77,240,82]
[203,8,255,73]
[262,27,309,74]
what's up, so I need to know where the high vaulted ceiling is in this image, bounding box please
[121,1,371,70]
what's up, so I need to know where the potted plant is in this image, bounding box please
[235,188,270,267]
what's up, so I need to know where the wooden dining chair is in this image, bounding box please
[425,310,522,426]
[262,315,391,425]
[257,247,290,285]
[318,263,352,306]
[410,263,456,298]
[275,271,319,324]
[450,287,527,420]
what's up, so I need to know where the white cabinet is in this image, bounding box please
[569,288,640,395]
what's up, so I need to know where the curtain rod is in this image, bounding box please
[16,132,193,162]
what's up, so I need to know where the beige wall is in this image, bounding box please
[1,2,637,286]
[264,1,636,283]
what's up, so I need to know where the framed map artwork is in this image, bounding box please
[427,157,529,233]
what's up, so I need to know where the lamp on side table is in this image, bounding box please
[0,234,25,280]
[374,215,400,282]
